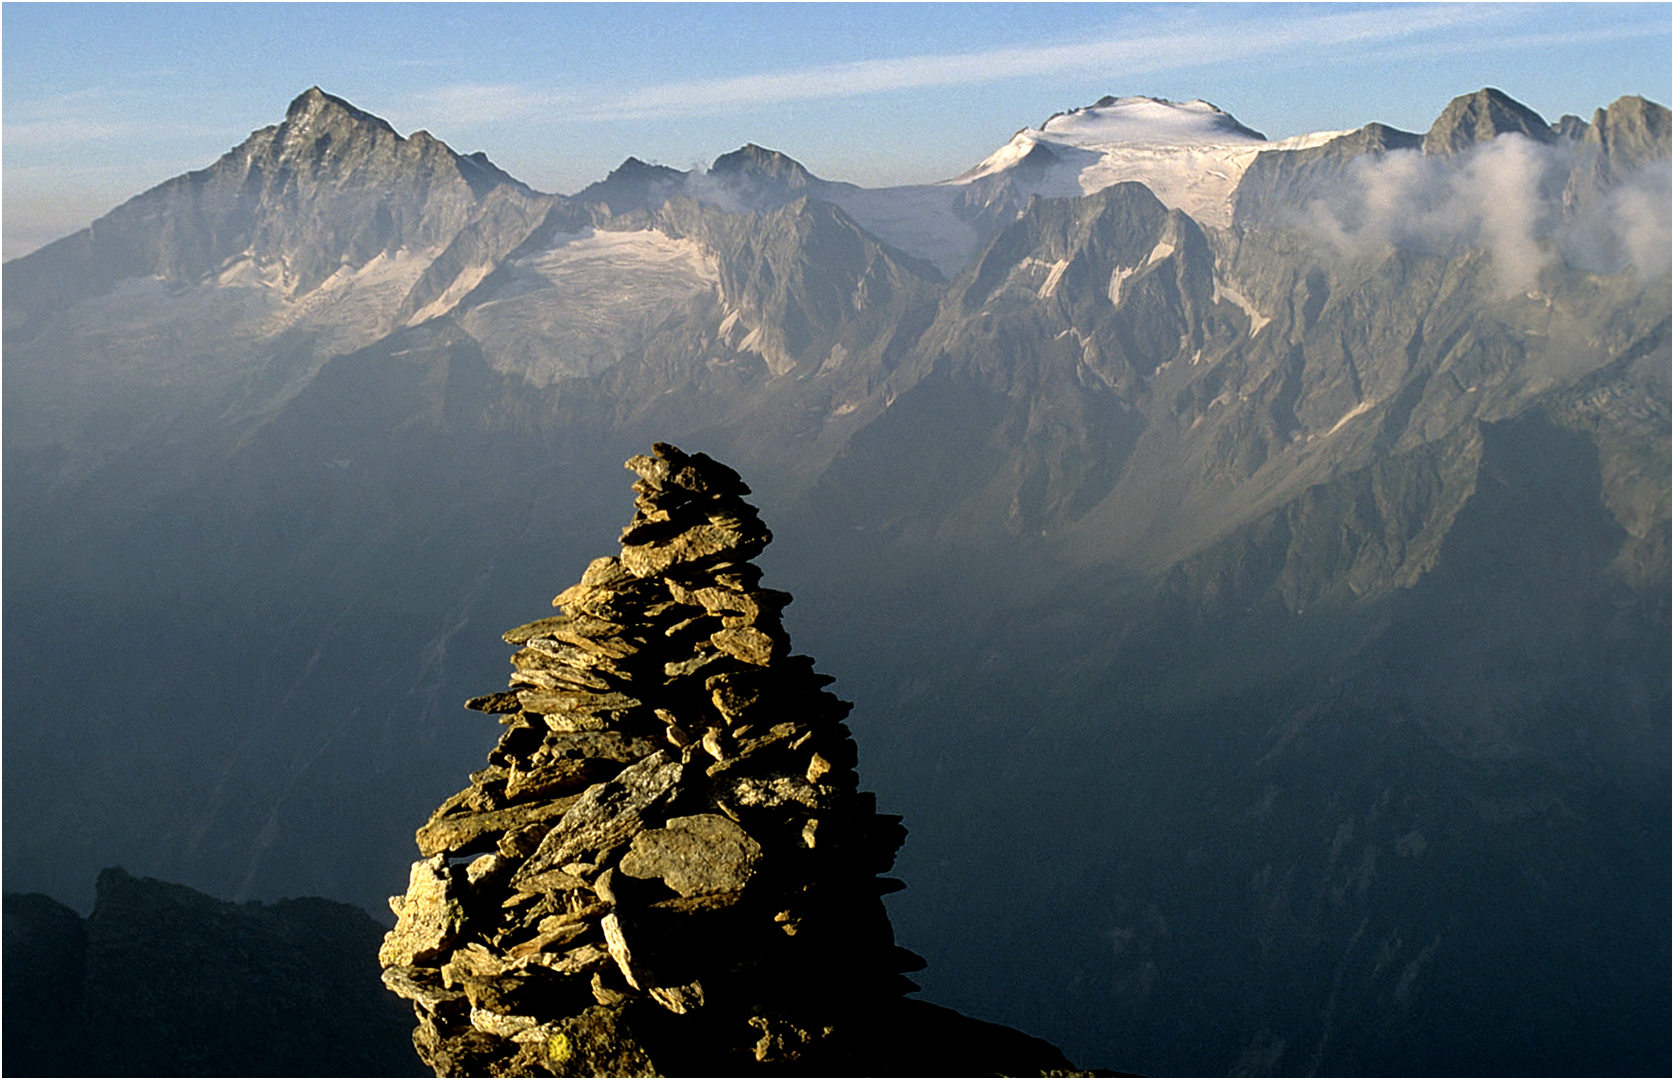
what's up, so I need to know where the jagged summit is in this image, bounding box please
[268,86,530,198]
[284,85,399,136]
[573,157,687,215]
[710,144,819,188]
[605,157,683,182]
[2,86,553,331]
[1422,86,1558,155]
[267,85,413,181]
[1584,94,1673,168]
[574,144,844,221]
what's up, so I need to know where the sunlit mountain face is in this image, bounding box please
[5,85,1668,1076]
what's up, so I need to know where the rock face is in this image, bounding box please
[1232,122,1424,228]
[1421,86,1559,155]
[381,443,1089,1076]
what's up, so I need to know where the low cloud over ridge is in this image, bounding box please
[1295,133,1672,291]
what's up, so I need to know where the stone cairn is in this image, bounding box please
[379,444,928,1076]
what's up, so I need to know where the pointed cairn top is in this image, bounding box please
[379,444,919,1076]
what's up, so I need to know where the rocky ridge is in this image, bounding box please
[378,443,1089,1076]
[5,88,552,332]
[3,868,418,1076]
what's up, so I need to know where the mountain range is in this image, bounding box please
[4,85,1668,1075]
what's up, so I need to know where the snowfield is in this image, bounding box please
[958,97,1347,228]
[823,97,1348,271]
[825,184,986,279]
[461,228,720,385]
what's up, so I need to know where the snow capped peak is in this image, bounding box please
[951,94,1343,230]
[1040,96,1268,147]
[966,95,1272,181]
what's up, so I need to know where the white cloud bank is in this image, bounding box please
[1296,135,1671,291]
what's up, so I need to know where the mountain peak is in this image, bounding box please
[1585,94,1673,158]
[571,157,688,215]
[710,143,819,187]
[605,156,685,183]
[283,86,398,138]
[955,94,1273,231]
[1041,96,1267,145]
[1422,87,1554,155]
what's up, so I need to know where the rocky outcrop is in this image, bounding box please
[3,868,418,1077]
[380,443,1093,1076]
[1582,94,1674,175]
[1563,95,1674,224]
[1233,122,1423,228]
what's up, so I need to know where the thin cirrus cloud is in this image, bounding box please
[2,115,252,151]
[2,118,135,146]
[4,81,247,149]
[407,3,1531,127]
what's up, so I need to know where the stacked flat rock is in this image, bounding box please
[380,444,923,1077]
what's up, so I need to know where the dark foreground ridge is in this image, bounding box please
[2,868,418,1076]
[380,444,1100,1076]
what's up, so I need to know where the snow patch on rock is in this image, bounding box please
[461,228,720,385]
[1319,398,1377,438]
[1109,265,1138,307]
[1213,278,1271,336]
[1038,258,1071,298]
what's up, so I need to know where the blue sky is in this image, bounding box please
[3,2,1670,259]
